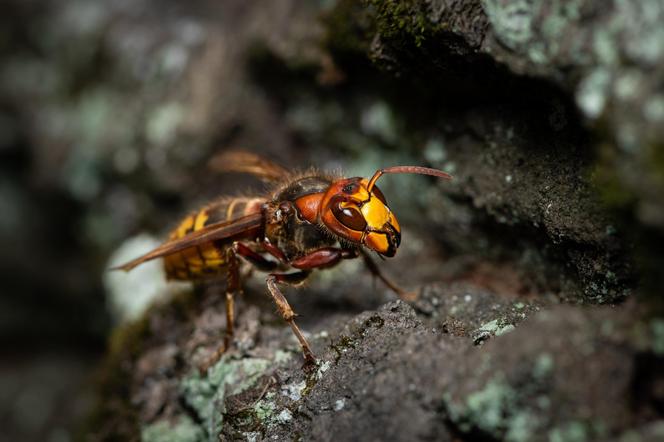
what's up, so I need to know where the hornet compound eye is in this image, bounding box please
[332,203,367,231]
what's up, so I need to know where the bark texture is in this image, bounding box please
[2,0,663,441]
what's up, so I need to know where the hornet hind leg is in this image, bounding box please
[199,242,280,373]
[199,248,242,373]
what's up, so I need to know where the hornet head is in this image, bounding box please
[319,166,452,257]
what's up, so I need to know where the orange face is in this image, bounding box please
[320,177,401,257]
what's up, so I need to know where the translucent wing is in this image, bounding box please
[111,212,263,271]
[208,150,289,182]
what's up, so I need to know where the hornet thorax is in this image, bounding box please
[262,175,337,261]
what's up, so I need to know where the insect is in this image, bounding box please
[114,152,452,369]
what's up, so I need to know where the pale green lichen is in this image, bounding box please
[548,419,610,442]
[145,102,184,145]
[243,432,260,442]
[465,378,516,434]
[180,355,271,437]
[613,71,642,100]
[496,324,516,336]
[482,0,664,163]
[576,68,611,119]
[141,415,205,442]
[593,29,620,66]
[483,0,664,68]
[253,396,277,422]
[538,1,582,63]
[251,393,293,428]
[423,138,447,164]
[444,351,556,441]
[360,101,399,144]
[618,0,664,65]
[482,0,584,66]
[533,353,554,380]
[281,379,307,402]
[448,376,541,441]
[176,349,310,438]
[315,360,332,381]
[644,95,664,122]
[276,409,293,423]
[473,318,517,344]
[448,380,543,441]
[481,0,537,50]
[273,349,293,365]
[505,411,540,442]
[548,421,589,442]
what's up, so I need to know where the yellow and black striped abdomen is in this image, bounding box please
[164,197,265,280]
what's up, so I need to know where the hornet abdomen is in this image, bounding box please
[164,197,264,280]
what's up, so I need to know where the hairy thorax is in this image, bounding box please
[264,175,338,261]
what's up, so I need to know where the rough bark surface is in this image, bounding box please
[3,0,664,441]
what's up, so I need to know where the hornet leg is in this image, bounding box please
[361,250,417,301]
[265,271,315,365]
[262,247,357,365]
[234,242,279,271]
[200,248,241,373]
[290,247,358,270]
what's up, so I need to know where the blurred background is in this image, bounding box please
[0,1,319,440]
[1,1,430,440]
[2,0,664,441]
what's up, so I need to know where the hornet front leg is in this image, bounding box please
[265,247,359,365]
[266,271,315,364]
[361,250,417,301]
